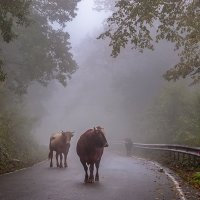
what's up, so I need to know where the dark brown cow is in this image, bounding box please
[48,131,74,168]
[76,126,108,183]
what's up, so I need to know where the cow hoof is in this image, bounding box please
[60,165,63,168]
[95,177,99,182]
[64,163,68,168]
[88,178,94,183]
[84,176,88,183]
[50,164,53,168]
[84,179,89,183]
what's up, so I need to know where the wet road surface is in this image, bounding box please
[0,150,180,200]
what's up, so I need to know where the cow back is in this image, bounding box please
[50,133,63,149]
[50,132,73,153]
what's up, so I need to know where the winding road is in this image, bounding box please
[0,150,181,200]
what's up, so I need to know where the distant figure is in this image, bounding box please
[48,130,74,168]
[76,126,108,183]
[124,138,133,156]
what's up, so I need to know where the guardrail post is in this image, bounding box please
[193,156,197,167]
[190,154,193,165]
[198,157,200,166]
[182,153,185,163]
[173,152,176,161]
[177,152,180,161]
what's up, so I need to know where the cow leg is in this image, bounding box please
[64,153,68,168]
[95,160,100,181]
[56,152,59,167]
[80,160,88,183]
[64,144,70,168]
[60,153,63,168]
[88,163,94,183]
[49,150,53,168]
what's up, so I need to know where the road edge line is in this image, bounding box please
[131,155,186,200]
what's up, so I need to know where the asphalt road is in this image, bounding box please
[0,150,181,200]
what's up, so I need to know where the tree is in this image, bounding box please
[1,0,80,94]
[97,0,200,84]
[0,0,81,170]
[0,60,6,81]
[94,0,115,12]
[0,0,31,42]
[0,0,31,81]
[143,83,200,145]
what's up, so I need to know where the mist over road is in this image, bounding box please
[0,151,179,200]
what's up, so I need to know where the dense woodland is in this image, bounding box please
[95,0,200,145]
[141,83,200,145]
[0,0,80,173]
[0,0,200,173]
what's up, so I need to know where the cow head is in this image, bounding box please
[61,131,74,144]
[93,127,108,148]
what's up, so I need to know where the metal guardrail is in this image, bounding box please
[110,141,200,158]
[133,143,200,158]
[110,141,200,166]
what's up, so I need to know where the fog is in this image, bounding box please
[28,0,179,145]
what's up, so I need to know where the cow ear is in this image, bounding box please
[61,131,65,136]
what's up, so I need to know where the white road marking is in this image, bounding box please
[131,155,186,200]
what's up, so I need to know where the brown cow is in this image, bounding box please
[76,126,108,183]
[48,131,74,168]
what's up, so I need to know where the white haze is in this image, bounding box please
[28,0,179,145]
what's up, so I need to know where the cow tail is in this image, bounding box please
[48,138,52,160]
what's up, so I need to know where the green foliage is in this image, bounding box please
[0,87,47,174]
[98,0,200,84]
[192,172,200,182]
[32,0,80,26]
[94,0,115,12]
[0,0,31,82]
[144,83,200,145]
[0,0,31,43]
[0,0,80,90]
[0,0,81,173]
[2,20,77,94]
[0,60,6,81]
[190,172,200,189]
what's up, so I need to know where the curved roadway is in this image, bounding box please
[0,150,180,200]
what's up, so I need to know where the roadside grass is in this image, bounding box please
[168,162,200,190]
[191,172,200,188]
[0,145,48,175]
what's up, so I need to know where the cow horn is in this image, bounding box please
[96,126,103,130]
[94,127,96,131]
